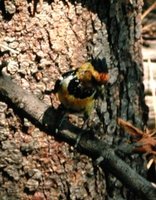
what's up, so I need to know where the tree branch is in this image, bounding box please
[0,72,156,200]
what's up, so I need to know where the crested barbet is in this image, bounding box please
[53,61,109,118]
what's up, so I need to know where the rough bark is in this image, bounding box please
[0,66,155,200]
[0,0,150,200]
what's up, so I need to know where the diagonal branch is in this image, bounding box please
[0,72,156,200]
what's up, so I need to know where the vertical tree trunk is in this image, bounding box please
[0,0,148,199]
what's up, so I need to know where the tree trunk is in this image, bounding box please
[0,0,149,200]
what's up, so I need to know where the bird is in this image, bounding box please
[53,61,109,119]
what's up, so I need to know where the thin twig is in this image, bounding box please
[0,44,20,54]
[142,22,156,32]
[142,2,156,20]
